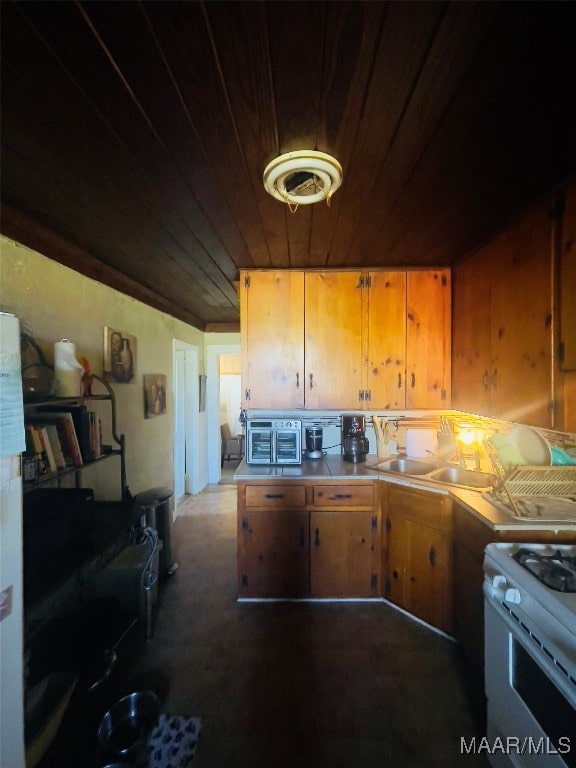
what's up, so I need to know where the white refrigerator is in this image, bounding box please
[0,311,26,768]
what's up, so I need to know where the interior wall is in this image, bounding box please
[0,235,206,499]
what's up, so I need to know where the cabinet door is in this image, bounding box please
[451,257,491,415]
[406,270,451,408]
[310,510,379,597]
[240,271,304,409]
[304,272,364,409]
[405,522,453,634]
[239,510,309,598]
[384,514,410,608]
[367,271,406,409]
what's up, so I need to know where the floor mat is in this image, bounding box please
[136,714,203,768]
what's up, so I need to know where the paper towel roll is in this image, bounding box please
[54,339,83,397]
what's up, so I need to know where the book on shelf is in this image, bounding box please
[29,412,83,467]
[38,405,93,463]
[24,425,56,476]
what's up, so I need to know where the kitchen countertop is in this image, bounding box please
[234,456,576,533]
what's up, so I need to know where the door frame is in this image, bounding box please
[206,343,241,484]
[173,339,200,503]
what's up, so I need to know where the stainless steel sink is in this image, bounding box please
[370,456,496,491]
[376,458,439,475]
[427,466,495,490]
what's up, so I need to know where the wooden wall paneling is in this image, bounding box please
[489,203,552,427]
[367,271,406,409]
[169,0,280,268]
[451,256,492,415]
[328,1,445,267]
[354,3,497,266]
[2,3,240,319]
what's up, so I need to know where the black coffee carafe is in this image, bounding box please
[342,414,369,463]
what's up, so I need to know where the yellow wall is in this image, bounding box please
[1,235,205,498]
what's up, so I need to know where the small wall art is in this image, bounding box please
[104,327,136,383]
[144,374,167,418]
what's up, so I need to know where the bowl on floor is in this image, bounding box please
[97,690,160,762]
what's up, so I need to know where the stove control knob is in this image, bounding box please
[490,574,507,599]
[504,588,521,605]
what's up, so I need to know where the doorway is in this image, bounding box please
[173,340,201,506]
[206,343,241,484]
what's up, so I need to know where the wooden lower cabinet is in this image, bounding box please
[310,510,380,597]
[382,484,454,634]
[237,480,379,598]
[240,509,309,598]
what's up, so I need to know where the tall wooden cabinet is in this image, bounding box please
[240,268,450,410]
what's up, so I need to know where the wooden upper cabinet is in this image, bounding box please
[304,272,364,409]
[240,270,304,408]
[240,268,451,411]
[405,270,451,408]
[366,271,406,409]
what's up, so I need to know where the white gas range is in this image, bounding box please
[483,543,576,768]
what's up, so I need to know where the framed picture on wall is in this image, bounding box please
[144,374,167,418]
[104,327,136,383]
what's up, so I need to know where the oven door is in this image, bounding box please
[275,429,301,464]
[246,428,273,464]
[484,599,576,768]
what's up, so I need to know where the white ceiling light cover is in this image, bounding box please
[263,150,343,207]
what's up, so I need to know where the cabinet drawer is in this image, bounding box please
[245,484,306,508]
[313,484,374,507]
[388,485,450,530]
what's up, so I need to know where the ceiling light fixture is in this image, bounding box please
[263,150,343,212]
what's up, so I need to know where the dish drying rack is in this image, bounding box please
[488,454,576,518]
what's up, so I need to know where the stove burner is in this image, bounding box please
[513,548,576,593]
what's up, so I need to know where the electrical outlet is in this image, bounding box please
[0,585,13,621]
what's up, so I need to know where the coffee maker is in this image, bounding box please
[342,414,369,463]
[304,426,323,459]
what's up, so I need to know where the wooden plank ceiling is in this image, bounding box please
[1,0,575,329]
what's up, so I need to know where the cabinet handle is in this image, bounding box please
[397,372,402,389]
[309,373,314,389]
[411,372,416,389]
[491,368,498,389]
[330,493,352,500]
[296,372,300,388]
[429,545,436,568]
[265,493,285,499]
[482,370,490,390]
[314,527,320,547]
[392,569,398,580]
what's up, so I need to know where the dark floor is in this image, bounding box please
[132,484,490,768]
[40,483,489,767]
